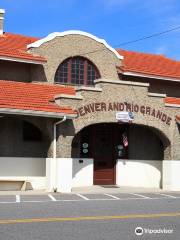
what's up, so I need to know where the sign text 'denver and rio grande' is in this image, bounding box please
[76,102,172,125]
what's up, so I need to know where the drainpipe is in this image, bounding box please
[53,115,67,192]
[53,115,67,159]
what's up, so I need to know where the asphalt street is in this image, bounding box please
[0,192,180,239]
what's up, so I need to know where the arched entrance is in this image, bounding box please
[72,123,167,186]
[0,116,51,190]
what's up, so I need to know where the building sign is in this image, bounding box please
[116,111,134,123]
[76,101,172,125]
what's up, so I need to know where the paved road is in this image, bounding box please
[0,192,180,239]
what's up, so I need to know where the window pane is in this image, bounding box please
[55,57,99,86]
[71,57,84,85]
[87,63,98,85]
[55,61,68,83]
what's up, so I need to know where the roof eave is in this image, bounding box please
[165,103,180,108]
[0,55,46,65]
[122,71,180,83]
[0,107,77,119]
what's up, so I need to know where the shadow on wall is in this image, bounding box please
[57,120,75,138]
[72,159,91,179]
[0,181,33,191]
[128,124,171,161]
[31,65,47,82]
[0,116,50,158]
[178,124,180,134]
[71,131,81,158]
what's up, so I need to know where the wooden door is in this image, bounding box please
[92,124,116,185]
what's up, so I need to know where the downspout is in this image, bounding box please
[53,115,67,159]
[53,115,67,192]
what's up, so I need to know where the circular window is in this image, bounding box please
[55,57,100,86]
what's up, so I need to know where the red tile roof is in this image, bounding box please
[0,80,76,116]
[165,97,180,105]
[0,33,46,63]
[117,49,180,81]
[1,32,180,80]
[176,115,180,123]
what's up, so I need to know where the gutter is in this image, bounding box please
[53,115,67,159]
[0,55,46,65]
[122,71,180,83]
[0,107,76,119]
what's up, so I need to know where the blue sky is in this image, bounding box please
[1,0,180,59]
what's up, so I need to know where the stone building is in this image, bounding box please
[0,9,179,192]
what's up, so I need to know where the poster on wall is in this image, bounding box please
[116,111,134,123]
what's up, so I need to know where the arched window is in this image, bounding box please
[55,57,100,86]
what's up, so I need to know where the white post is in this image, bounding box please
[163,160,180,191]
[56,158,73,193]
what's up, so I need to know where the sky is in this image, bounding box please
[1,0,180,60]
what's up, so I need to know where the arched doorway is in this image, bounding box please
[72,123,167,186]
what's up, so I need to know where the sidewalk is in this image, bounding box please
[0,186,177,195]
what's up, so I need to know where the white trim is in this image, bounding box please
[165,103,180,108]
[104,194,120,200]
[48,194,57,201]
[95,78,149,87]
[0,9,5,14]
[0,17,4,20]
[0,107,76,118]
[55,93,83,100]
[76,86,102,92]
[0,55,45,65]
[27,30,123,60]
[16,195,20,203]
[0,30,3,35]
[158,193,177,198]
[123,71,180,83]
[75,193,89,200]
[148,93,166,98]
[130,193,150,199]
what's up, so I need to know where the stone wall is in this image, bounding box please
[29,34,121,82]
[0,32,178,161]
[122,75,180,97]
[55,80,180,160]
